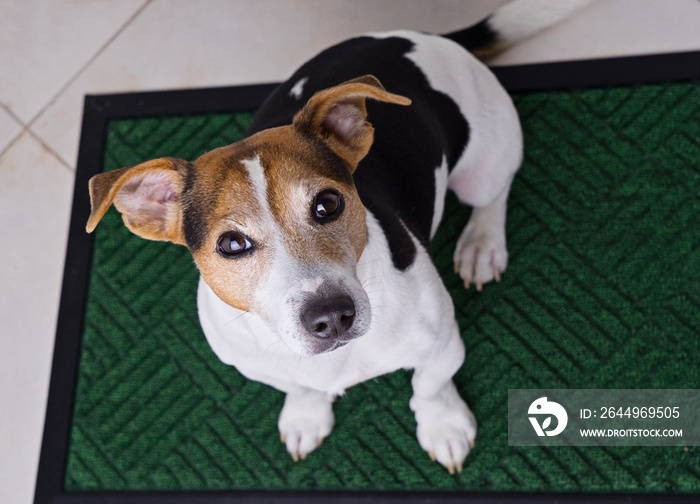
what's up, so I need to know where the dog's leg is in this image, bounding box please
[441,65,522,291]
[452,176,513,291]
[410,322,477,473]
[278,388,335,461]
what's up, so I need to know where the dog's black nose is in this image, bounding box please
[301,295,356,339]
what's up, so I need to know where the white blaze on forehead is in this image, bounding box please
[240,154,278,241]
[241,154,267,203]
[289,77,309,100]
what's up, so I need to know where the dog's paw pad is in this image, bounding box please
[278,392,334,462]
[453,222,508,290]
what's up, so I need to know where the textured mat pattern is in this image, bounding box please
[65,83,700,492]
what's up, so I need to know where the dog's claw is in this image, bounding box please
[453,217,508,292]
[278,391,334,464]
[429,448,467,475]
[414,383,477,477]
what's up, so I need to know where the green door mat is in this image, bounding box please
[36,54,700,504]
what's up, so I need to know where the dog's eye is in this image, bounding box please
[217,231,253,257]
[313,189,344,222]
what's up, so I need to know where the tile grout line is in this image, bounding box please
[0,100,26,160]
[22,0,156,167]
[27,129,74,172]
[0,99,25,127]
[0,99,73,172]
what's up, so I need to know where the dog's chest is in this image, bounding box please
[229,321,421,395]
[199,282,437,395]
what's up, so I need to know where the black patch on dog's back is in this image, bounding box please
[247,35,470,270]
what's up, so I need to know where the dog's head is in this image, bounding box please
[86,76,410,356]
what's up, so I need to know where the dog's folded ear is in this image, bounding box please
[293,75,411,170]
[86,157,188,245]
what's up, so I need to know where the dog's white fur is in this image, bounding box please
[198,30,520,468]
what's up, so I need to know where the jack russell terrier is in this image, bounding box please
[86,0,592,474]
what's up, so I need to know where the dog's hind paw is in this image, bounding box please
[278,389,335,462]
[453,218,508,291]
[410,383,477,474]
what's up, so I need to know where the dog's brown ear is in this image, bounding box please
[86,158,188,245]
[293,75,411,171]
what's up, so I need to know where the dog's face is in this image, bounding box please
[86,76,411,356]
[184,129,371,356]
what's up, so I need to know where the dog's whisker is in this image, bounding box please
[363,288,387,299]
[223,310,253,327]
[357,255,383,266]
[361,277,383,289]
[262,340,287,362]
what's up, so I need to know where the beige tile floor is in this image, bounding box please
[1,1,699,502]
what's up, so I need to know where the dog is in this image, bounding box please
[85,0,592,473]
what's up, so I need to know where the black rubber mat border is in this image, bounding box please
[35,50,700,504]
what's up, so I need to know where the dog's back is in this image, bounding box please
[247,0,594,271]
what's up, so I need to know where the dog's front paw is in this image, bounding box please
[453,219,508,291]
[278,390,334,462]
[410,384,477,474]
